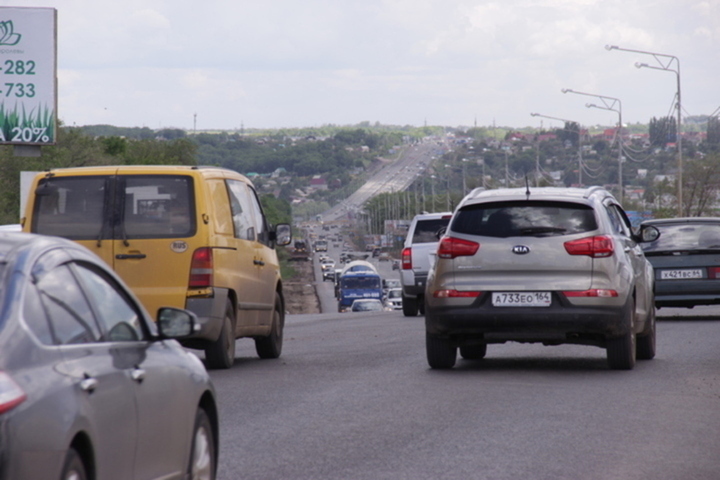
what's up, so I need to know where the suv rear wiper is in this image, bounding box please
[518,226,567,236]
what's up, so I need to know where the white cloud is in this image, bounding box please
[3,0,718,129]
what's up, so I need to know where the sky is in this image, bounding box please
[3,0,720,131]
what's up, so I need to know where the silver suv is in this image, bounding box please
[425,187,659,370]
[400,212,452,316]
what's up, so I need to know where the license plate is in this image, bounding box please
[492,292,551,307]
[660,269,703,280]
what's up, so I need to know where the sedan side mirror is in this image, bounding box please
[638,225,660,243]
[157,307,197,339]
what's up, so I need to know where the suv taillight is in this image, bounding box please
[189,247,214,288]
[0,372,26,414]
[564,235,614,258]
[401,247,412,270]
[438,237,480,259]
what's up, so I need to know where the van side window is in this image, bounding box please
[247,187,270,246]
[226,180,256,241]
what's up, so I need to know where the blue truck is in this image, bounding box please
[337,260,383,312]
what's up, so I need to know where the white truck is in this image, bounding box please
[399,212,453,316]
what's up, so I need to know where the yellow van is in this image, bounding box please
[22,166,292,369]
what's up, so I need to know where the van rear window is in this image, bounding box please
[33,176,109,240]
[32,175,195,240]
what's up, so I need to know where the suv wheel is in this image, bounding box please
[205,300,236,370]
[402,292,418,317]
[636,305,656,360]
[460,344,487,360]
[426,333,456,369]
[606,298,637,370]
[255,292,284,359]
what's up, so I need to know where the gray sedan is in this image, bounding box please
[0,232,218,480]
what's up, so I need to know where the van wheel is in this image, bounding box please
[205,300,236,370]
[255,293,284,359]
[187,408,216,480]
[61,448,88,480]
[426,333,456,369]
[606,298,636,370]
[402,292,418,317]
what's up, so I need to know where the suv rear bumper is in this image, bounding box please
[426,296,631,345]
[401,272,427,297]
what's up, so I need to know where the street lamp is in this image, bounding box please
[606,44,683,215]
[562,89,624,202]
[531,112,585,186]
[462,158,468,196]
[444,164,451,211]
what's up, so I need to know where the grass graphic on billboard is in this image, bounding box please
[0,103,56,144]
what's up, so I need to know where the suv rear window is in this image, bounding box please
[451,201,597,238]
[412,218,451,243]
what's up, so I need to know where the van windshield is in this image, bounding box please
[342,277,381,289]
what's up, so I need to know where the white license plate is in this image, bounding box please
[492,292,551,307]
[660,269,703,280]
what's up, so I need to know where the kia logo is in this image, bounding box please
[512,245,530,254]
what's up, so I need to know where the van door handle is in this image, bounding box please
[254,259,265,266]
[116,254,147,260]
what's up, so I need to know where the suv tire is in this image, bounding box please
[636,305,656,360]
[402,292,418,317]
[606,298,637,370]
[255,292,284,359]
[205,300,236,370]
[426,333,456,369]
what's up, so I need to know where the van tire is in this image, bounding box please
[205,300,236,370]
[255,293,284,359]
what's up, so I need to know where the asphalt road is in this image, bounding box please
[209,245,720,480]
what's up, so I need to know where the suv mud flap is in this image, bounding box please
[183,288,230,345]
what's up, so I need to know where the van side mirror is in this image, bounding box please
[272,223,292,246]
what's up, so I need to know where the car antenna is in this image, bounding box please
[525,174,531,200]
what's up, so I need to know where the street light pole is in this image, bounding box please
[606,45,683,215]
[562,89,624,202]
[531,112,584,186]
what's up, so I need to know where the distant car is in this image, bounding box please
[425,186,659,370]
[378,252,392,262]
[392,260,400,270]
[0,232,218,479]
[351,298,385,312]
[384,288,403,310]
[640,217,720,308]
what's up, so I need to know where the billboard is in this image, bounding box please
[0,7,57,146]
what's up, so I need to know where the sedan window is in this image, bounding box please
[36,265,101,345]
[73,263,145,342]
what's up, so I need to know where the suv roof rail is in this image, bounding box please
[583,185,607,199]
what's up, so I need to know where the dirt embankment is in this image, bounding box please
[283,260,321,314]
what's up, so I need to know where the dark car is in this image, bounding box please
[0,232,218,479]
[640,217,720,308]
